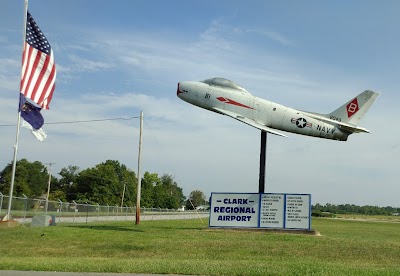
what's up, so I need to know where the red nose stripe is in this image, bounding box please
[177,83,184,95]
[217,97,254,109]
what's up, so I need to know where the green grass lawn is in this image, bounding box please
[0,217,399,275]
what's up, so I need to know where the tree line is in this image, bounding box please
[8,159,397,215]
[0,159,207,209]
[312,203,400,216]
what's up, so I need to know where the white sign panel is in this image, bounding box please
[259,194,285,228]
[209,193,259,228]
[209,193,311,230]
[285,194,311,229]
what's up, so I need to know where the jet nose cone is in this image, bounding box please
[177,82,182,96]
[176,81,188,99]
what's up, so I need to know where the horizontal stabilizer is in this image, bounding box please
[303,112,370,133]
[213,107,288,138]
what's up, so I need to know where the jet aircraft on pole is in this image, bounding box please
[177,77,378,141]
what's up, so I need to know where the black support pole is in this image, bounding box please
[259,130,267,193]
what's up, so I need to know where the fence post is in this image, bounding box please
[97,203,100,222]
[85,202,89,224]
[115,205,118,221]
[0,192,3,218]
[22,194,28,224]
[73,200,77,224]
[107,204,109,220]
[58,199,63,225]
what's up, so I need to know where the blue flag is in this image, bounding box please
[19,93,44,129]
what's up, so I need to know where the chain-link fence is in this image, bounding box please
[0,193,209,225]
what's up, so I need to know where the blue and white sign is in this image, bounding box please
[209,193,259,227]
[285,194,311,229]
[259,194,285,228]
[209,192,311,230]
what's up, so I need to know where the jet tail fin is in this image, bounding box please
[328,90,379,125]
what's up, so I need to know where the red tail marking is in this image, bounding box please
[346,98,359,118]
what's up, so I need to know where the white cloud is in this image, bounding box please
[256,30,295,46]
[0,58,20,91]
[66,54,114,72]
[0,15,397,207]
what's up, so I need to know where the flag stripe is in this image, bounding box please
[20,11,56,110]
[39,63,56,107]
[36,53,56,105]
[23,49,43,100]
[20,46,35,94]
[31,52,51,103]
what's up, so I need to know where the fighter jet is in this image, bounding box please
[177,77,379,141]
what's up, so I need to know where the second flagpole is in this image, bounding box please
[3,0,29,222]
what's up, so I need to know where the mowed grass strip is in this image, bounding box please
[0,218,399,275]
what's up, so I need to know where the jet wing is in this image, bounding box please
[301,112,370,133]
[213,107,288,138]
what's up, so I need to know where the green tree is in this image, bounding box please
[159,174,185,209]
[151,174,182,209]
[186,190,206,210]
[0,159,187,210]
[0,159,49,198]
[75,160,136,205]
[312,203,399,216]
[140,172,160,207]
[57,165,80,201]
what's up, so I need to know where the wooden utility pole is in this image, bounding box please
[135,111,143,224]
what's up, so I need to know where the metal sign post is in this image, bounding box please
[258,131,267,193]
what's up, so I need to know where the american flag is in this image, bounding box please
[20,11,56,110]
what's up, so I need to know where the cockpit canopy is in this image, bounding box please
[201,77,249,93]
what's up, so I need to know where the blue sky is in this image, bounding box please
[1,1,399,207]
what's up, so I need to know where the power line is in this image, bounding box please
[0,116,140,127]
[46,116,139,125]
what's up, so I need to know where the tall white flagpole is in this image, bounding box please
[3,0,29,222]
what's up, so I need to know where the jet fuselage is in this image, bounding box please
[177,78,349,141]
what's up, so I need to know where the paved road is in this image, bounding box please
[14,213,209,225]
